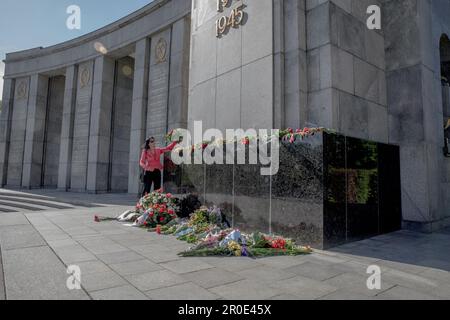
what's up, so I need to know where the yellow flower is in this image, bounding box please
[228,241,241,252]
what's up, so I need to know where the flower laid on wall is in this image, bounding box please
[165,127,327,154]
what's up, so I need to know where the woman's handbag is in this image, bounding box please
[139,169,145,183]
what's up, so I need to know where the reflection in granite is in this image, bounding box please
[378,143,402,234]
[323,133,347,248]
[272,135,324,248]
[345,137,379,242]
[164,132,402,249]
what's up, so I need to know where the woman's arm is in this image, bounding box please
[158,142,178,154]
[139,150,147,169]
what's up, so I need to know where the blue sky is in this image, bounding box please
[0,0,153,98]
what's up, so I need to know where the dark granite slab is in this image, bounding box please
[164,132,402,249]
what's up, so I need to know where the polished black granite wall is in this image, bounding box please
[164,132,402,249]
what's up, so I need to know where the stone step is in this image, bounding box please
[0,207,18,213]
[0,201,45,212]
[0,191,103,208]
[0,196,74,210]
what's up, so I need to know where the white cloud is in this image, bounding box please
[0,61,4,99]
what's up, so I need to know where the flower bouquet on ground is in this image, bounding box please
[93,190,179,227]
[135,190,179,228]
[178,228,312,258]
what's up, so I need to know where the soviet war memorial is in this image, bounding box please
[0,0,450,305]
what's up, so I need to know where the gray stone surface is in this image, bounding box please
[109,259,162,276]
[0,190,449,300]
[2,246,89,300]
[22,74,49,189]
[58,66,77,191]
[42,76,65,188]
[126,270,188,291]
[0,225,46,250]
[128,38,150,194]
[189,0,274,131]
[81,270,127,292]
[146,28,171,144]
[91,285,149,300]
[145,282,219,300]
[6,78,30,187]
[70,61,94,192]
[0,79,14,187]
[0,246,5,300]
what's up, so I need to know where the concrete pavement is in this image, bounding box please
[0,189,449,300]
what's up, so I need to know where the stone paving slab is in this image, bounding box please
[265,275,338,300]
[208,279,284,300]
[0,246,5,300]
[159,258,215,274]
[81,270,128,292]
[375,285,442,300]
[125,270,188,291]
[0,225,47,250]
[323,272,395,297]
[284,261,348,281]
[181,268,245,289]
[0,213,29,227]
[1,190,450,300]
[96,250,145,265]
[90,285,149,300]
[109,259,163,276]
[236,265,297,282]
[145,282,220,300]
[76,260,112,276]
[2,246,89,300]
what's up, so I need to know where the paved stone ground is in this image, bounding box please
[0,189,449,300]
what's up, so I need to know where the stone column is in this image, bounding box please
[284,0,307,129]
[168,17,190,131]
[0,79,15,187]
[22,74,49,189]
[58,66,78,191]
[86,56,115,193]
[147,29,172,143]
[273,0,285,129]
[128,38,150,194]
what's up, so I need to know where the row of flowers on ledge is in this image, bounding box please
[164,127,327,152]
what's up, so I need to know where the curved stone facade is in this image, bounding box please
[1,0,191,194]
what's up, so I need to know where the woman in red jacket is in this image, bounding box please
[140,136,180,196]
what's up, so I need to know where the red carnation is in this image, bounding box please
[94,215,100,223]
